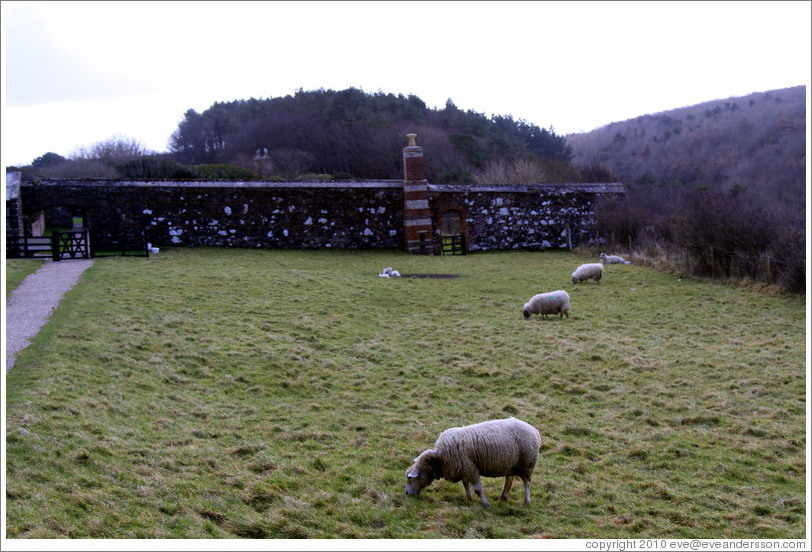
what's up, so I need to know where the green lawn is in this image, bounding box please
[5,248,806,538]
[5,258,45,295]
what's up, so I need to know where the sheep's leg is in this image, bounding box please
[462,481,472,500]
[472,478,491,508]
[522,478,531,506]
[500,476,514,500]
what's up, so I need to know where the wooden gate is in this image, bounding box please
[5,230,89,260]
[54,230,90,260]
[442,235,466,255]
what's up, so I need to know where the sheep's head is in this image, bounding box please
[405,449,440,496]
[523,308,531,319]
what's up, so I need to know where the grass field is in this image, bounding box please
[4,248,806,539]
[5,259,45,295]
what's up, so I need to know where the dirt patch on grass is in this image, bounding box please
[400,274,459,279]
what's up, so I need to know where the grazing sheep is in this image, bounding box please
[523,290,570,319]
[600,253,630,265]
[572,263,603,284]
[405,417,541,508]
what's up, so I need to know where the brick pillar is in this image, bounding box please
[402,133,433,254]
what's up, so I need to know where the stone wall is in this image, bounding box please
[20,180,406,249]
[428,183,623,252]
[19,179,624,252]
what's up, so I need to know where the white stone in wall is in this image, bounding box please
[209,219,219,226]
[243,204,249,214]
[304,217,313,225]
[498,207,509,216]
[224,206,232,215]
[283,229,288,236]
[318,218,328,224]
[377,206,386,214]
[218,230,228,236]
[364,228,373,236]
[389,230,398,237]
[143,209,152,215]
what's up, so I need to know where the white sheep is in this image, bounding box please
[523,290,570,319]
[405,417,541,508]
[572,263,603,284]
[600,252,630,265]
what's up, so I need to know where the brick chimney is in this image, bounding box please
[402,133,432,254]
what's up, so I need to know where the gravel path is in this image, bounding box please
[5,259,94,371]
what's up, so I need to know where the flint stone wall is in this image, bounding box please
[20,180,624,251]
[428,183,622,251]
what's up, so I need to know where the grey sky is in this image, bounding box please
[2,1,810,167]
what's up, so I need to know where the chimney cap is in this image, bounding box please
[406,133,417,147]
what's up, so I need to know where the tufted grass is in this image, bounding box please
[5,258,45,295]
[4,248,806,539]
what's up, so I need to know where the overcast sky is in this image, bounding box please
[2,0,810,167]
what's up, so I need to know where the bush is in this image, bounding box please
[182,164,259,181]
[768,226,806,294]
[115,158,191,180]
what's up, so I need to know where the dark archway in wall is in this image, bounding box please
[438,206,468,254]
[24,205,88,237]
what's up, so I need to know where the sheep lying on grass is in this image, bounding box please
[379,267,401,278]
[572,263,603,284]
[523,290,570,319]
[405,417,541,508]
[600,253,630,265]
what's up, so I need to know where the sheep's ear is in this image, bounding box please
[420,449,442,473]
[407,468,420,478]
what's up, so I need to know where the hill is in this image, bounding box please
[567,86,806,216]
[167,88,574,183]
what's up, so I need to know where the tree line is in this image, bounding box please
[167,88,576,182]
[13,88,584,184]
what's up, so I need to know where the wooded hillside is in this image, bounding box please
[167,88,573,183]
[570,86,806,293]
[567,86,806,216]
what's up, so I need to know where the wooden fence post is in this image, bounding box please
[51,231,60,262]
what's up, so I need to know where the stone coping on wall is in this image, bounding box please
[427,182,625,194]
[25,179,625,196]
[27,179,406,189]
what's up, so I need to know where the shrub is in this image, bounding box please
[182,164,259,181]
[115,158,191,180]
